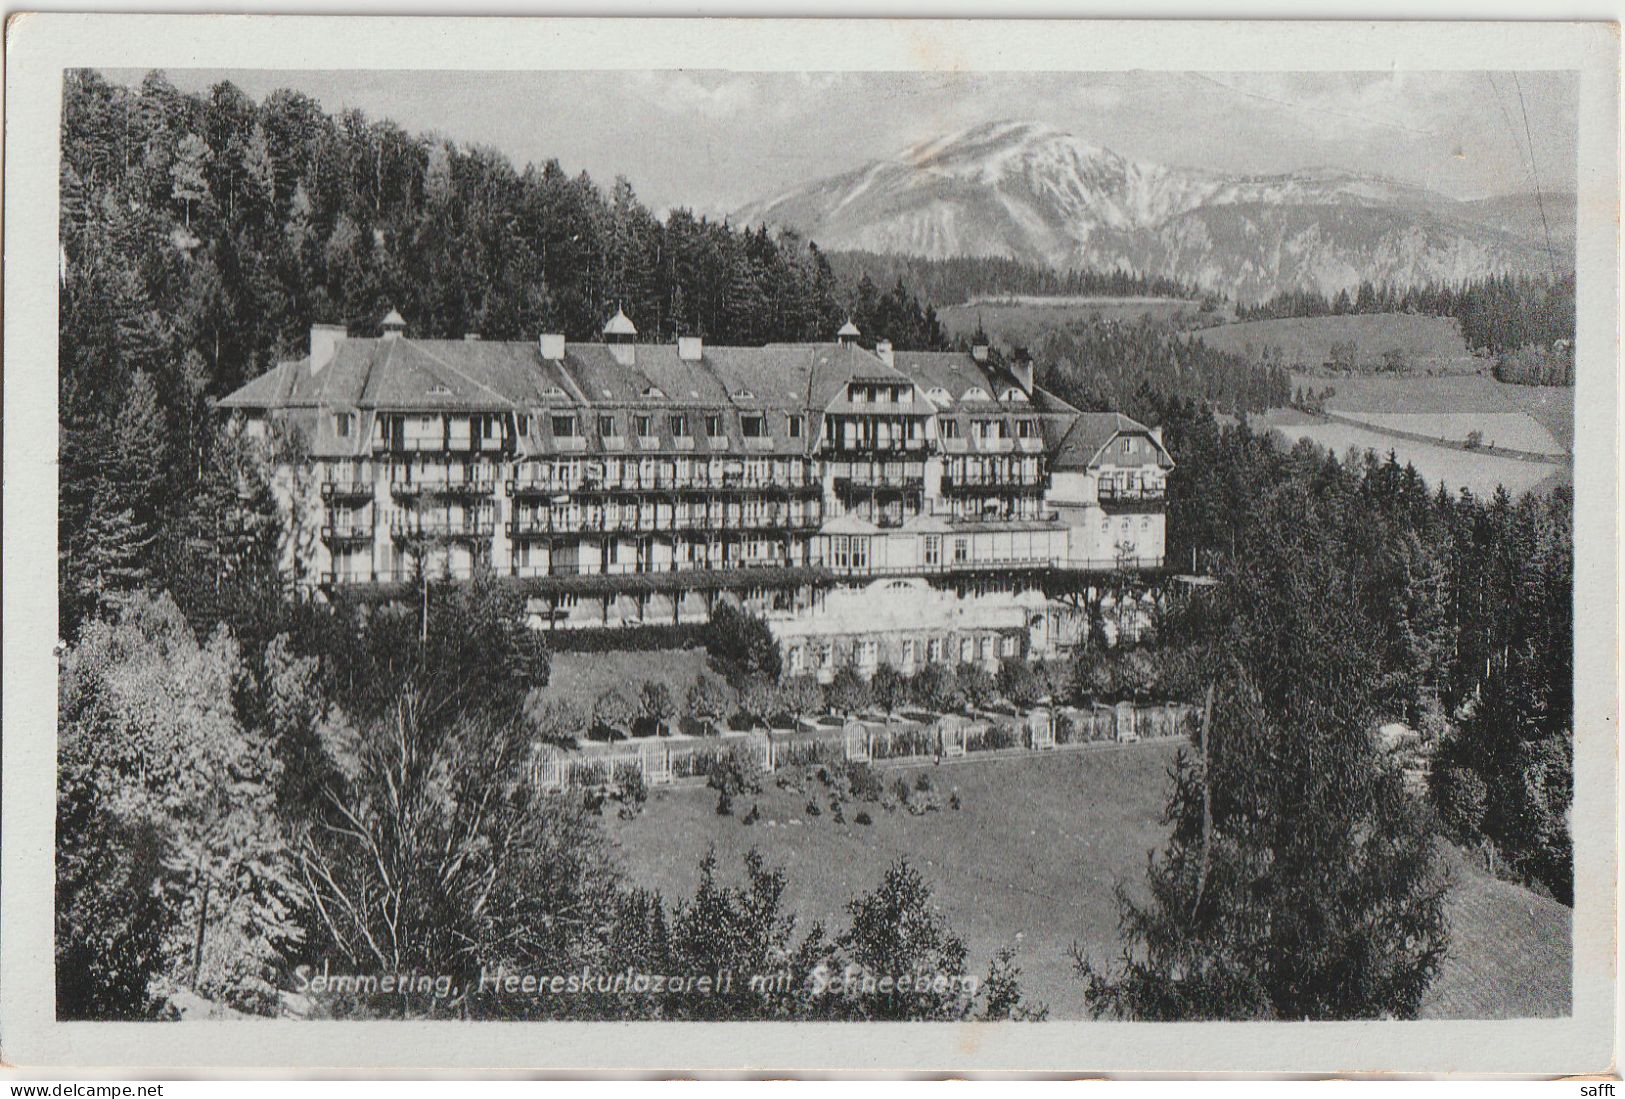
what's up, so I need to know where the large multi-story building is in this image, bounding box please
[219,310,1172,677]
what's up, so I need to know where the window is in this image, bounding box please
[481,415,498,440]
[1121,438,1133,455]
[962,387,991,402]
[787,414,804,438]
[742,413,766,438]
[1017,418,1037,438]
[959,638,973,663]
[939,418,961,440]
[644,386,666,399]
[850,536,870,571]
[817,643,833,669]
[599,414,618,437]
[856,640,878,668]
[787,646,803,675]
[551,414,578,438]
[926,387,952,405]
[1001,635,1017,657]
[927,638,943,663]
[901,640,915,670]
[832,535,850,570]
[979,636,993,662]
[335,412,354,438]
[851,386,868,405]
[517,414,532,437]
[923,535,941,567]
[632,414,652,438]
[953,537,968,564]
[670,414,689,437]
[705,413,724,436]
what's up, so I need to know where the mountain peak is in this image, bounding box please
[733,122,1566,301]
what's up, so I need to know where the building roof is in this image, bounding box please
[602,308,638,337]
[218,329,1158,470]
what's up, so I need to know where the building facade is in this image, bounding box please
[219,311,1173,677]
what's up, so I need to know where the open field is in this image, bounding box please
[1259,418,1559,498]
[608,741,1570,1019]
[939,296,1216,342]
[1200,314,1478,372]
[1290,371,1575,453]
[1329,411,1564,457]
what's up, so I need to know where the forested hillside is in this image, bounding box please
[826,251,1206,308]
[1234,274,1576,358]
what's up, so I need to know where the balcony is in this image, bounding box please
[820,555,1057,579]
[390,517,496,542]
[392,478,496,499]
[321,521,375,545]
[1096,483,1167,506]
[321,479,374,500]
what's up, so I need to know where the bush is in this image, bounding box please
[827,665,873,716]
[706,748,763,801]
[854,810,873,826]
[956,664,996,710]
[845,761,884,802]
[591,687,636,739]
[614,764,649,819]
[1432,764,1489,841]
[686,671,731,735]
[891,777,912,806]
[639,680,676,731]
[913,772,933,793]
[742,802,760,826]
[996,658,1044,709]
[706,602,781,681]
[910,662,962,713]
[870,662,909,714]
[805,799,822,818]
[527,696,586,747]
[949,791,962,811]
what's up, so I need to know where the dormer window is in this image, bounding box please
[705,413,724,437]
[741,413,767,438]
[1000,387,1030,403]
[962,387,991,403]
[644,386,665,399]
[1016,418,1038,438]
[544,385,567,400]
[551,414,578,438]
[599,414,619,438]
[787,414,804,439]
[940,419,961,439]
[734,389,755,400]
[334,412,354,438]
[427,384,453,398]
[517,414,532,437]
[635,414,654,438]
[670,414,690,438]
[926,387,952,406]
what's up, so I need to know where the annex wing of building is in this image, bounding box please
[219,310,1173,676]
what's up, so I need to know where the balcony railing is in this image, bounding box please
[390,517,496,541]
[321,522,375,544]
[1096,484,1167,505]
[392,478,497,498]
[819,556,1058,578]
[321,479,374,500]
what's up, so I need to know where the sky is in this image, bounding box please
[102,68,1580,217]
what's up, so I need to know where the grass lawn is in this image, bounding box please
[1287,370,1575,453]
[606,741,1570,1019]
[1200,314,1477,372]
[547,647,723,719]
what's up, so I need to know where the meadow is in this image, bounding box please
[1258,417,1559,498]
[1199,313,1479,372]
[607,741,1571,1020]
[939,296,1217,343]
[1290,370,1575,454]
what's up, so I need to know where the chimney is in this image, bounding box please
[875,339,894,368]
[971,342,990,364]
[309,323,348,375]
[539,333,566,361]
[678,335,703,361]
[1010,347,1034,396]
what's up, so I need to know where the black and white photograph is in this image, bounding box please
[2,12,1618,1077]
